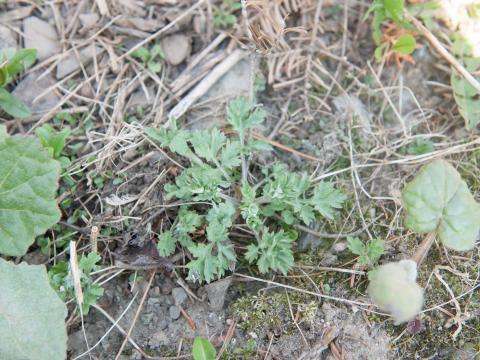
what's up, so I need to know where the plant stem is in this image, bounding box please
[412,232,436,266]
[239,135,248,184]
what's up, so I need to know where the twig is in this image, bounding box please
[215,321,236,360]
[404,12,480,94]
[412,232,436,266]
[114,271,156,360]
[74,293,139,360]
[69,241,84,308]
[90,226,99,254]
[178,305,196,331]
[168,49,247,119]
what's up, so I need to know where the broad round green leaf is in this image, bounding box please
[402,160,480,251]
[368,260,423,324]
[0,259,67,360]
[392,34,416,55]
[0,126,61,256]
[192,336,216,360]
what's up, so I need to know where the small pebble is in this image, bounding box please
[169,305,181,320]
[332,241,347,253]
[161,282,173,295]
[151,286,160,297]
[172,287,188,306]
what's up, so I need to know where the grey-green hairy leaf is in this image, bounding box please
[0,126,61,256]
[368,259,423,324]
[450,35,480,129]
[0,259,67,360]
[192,336,216,360]
[402,159,480,251]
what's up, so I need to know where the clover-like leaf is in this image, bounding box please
[402,159,480,251]
[392,34,416,55]
[0,126,61,256]
[368,260,424,324]
[0,259,67,360]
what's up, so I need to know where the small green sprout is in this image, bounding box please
[35,124,71,168]
[366,0,417,62]
[213,0,242,28]
[49,252,104,314]
[347,237,384,266]
[131,43,165,73]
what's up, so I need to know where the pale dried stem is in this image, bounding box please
[405,12,480,94]
[412,232,436,266]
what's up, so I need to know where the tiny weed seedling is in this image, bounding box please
[49,252,104,314]
[213,0,242,28]
[131,43,165,73]
[0,48,36,118]
[366,0,417,63]
[35,124,72,169]
[146,97,346,283]
[368,160,480,323]
[347,237,384,267]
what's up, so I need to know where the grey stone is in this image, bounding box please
[171,287,188,306]
[161,34,190,65]
[79,13,99,29]
[169,305,181,320]
[205,276,232,311]
[56,44,104,79]
[12,71,59,114]
[0,25,16,49]
[23,17,60,60]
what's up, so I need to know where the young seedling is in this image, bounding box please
[366,0,417,63]
[368,159,480,323]
[347,237,385,267]
[213,0,242,28]
[35,123,72,168]
[131,43,165,73]
[0,48,37,118]
[49,252,104,314]
[146,97,346,283]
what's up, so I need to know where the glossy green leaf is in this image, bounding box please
[368,260,423,324]
[192,336,216,360]
[402,160,480,251]
[0,125,61,256]
[0,259,67,360]
[0,87,31,118]
[392,34,416,55]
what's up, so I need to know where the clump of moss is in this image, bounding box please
[230,291,317,337]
